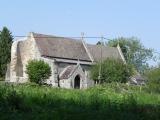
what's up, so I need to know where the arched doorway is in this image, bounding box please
[74,75,80,89]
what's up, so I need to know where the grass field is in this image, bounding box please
[0,83,160,120]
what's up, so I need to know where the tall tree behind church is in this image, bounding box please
[0,27,13,79]
[106,37,154,74]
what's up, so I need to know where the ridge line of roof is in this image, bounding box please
[32,32,82,42]
[32,32,118,49]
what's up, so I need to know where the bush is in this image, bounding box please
[145,66,160,93]
[26,60,51,85]
[90,58,132,83]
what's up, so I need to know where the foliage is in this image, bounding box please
[96,41,105,45]
[26,60,51,85]
[0,83,159,120]
[0,77,4,81]
[90,58,132,83]
[106,37,154,74]
[0,27,13,79]
[145,65,160,93]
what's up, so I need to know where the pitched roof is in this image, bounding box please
[32,33,122,62]
[87,44,121,62]
[59,65,77,79]
[33,33,91,61]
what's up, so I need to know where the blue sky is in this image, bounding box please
[0,0,160,55]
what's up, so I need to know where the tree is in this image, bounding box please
[90,58,132,83]
[0,27,13,79]
[26,60,51,85]
[106,37,154,74]
[96,41,105,45]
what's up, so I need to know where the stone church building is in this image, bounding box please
[6,32,125,89]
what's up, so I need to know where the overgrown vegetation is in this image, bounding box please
[145,65,160,93]
[26,60,51,85]
[90,58,132,83]
[0,83,159,120]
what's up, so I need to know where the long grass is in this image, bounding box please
[0,83,160,120]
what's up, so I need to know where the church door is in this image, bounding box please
[74,75,80,89]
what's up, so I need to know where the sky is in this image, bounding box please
[0,0,160,61]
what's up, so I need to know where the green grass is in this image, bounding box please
[0,83,160,120]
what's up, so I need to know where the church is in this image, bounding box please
[5,32,125,89]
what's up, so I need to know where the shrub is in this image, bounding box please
[90,58,132,83]
[145,66,160,93]
[26,60,51,85]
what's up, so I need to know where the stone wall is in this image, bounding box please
[10,40,19,82]
[9,33,41,83]
[41,57,57,86]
